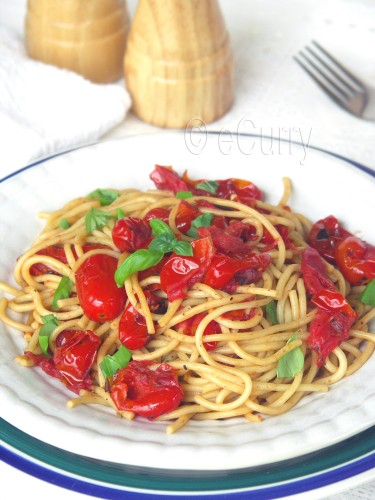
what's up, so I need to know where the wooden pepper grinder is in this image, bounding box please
[25,0,130,83]
[124,0,234,128]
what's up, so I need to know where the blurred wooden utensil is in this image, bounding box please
[124,0,234,128]
[25,0,130,83]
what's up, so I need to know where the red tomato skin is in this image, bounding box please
[112,217,152,253]
[119,303,150,350]
[24,329,100,394]
[308,215,352,263]
[178,313,220,351]
[29,244,107,276]
[150,166,263,204]
[197,221,257,255]
[335,236,375,285]
[110,360,183,419]
[150,165,189,193]
[75,254,127,322]
[54,329,101,388]
[217,178,263,204]
[203,252,271,291]
[301,248,357,366]
[222,304,256,321]
[144,208,170,225]
[312,289,356,318]
[175,201,198,233]
[301,247,335,296]
[160,237,215,301]
[309,309,355,367]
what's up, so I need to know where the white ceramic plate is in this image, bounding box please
[0,132,374,498]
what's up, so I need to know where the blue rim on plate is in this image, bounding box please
[0,132,374,498]
[1,420,375,498]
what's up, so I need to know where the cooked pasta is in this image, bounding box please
[1,166,374,434]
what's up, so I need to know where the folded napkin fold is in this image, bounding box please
[0,27,131,174]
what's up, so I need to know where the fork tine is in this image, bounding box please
[293,55,348,108]
[311,41,364,91]
[305,46,357,96]
[297,52,351,101]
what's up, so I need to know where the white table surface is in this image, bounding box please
[0,0,374,499]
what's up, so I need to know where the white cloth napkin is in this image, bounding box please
[0,27,131,173]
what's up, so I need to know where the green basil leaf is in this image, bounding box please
[116,208,126,220]
[53,276,73,310]
[88,188,119,206]
[148,233,175,253]
[100,345,132,378]
[187,212,214,238]
[172,240,193,256]
[149,218,175,238]
[85,208,115,233]
[360,279,375,306]
[277,332,304,378]
[176,191,194,199]
[39,314,58,356]
[266,300,278,325]
[59,218,71,230]
[195,181,219,194]
[115,249,164,287]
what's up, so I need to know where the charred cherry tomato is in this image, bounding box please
[150,166,263,204]
[119,303,149,350]
[54,329,101,388]
[110,360,183,419]
[216,178,262,204]
[203,252,271,291]
[312,289,356,318]
[150,165,190,193]
[308,215,352,263]
[175,201,198,233]
[24,329,100,394]
[178,313,220,351]
[301,247,335,296]
[144,208,170,225]
[175,201,227,234]
[119,292,160,350]
[112,217,152,253]
[335,236,375,285]
[160,237,215,301]
[309,309,356,367]
[76,254,127,322]
[308,216,375,284]
[301,248,357,366]
[259,225,299,253]
[29,243,108,276]
[197,221,256,254]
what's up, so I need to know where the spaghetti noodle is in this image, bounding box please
[0,166,374,434]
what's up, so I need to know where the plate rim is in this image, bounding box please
[0,131,374,187]
[1,419,374,497]
[0,131,374,497]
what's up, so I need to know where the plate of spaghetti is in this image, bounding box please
[0,132,374,499]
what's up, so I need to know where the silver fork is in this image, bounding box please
[294,41,375,120]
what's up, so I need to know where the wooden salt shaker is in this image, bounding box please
[124,0,234,128]
[25,0,130,83]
